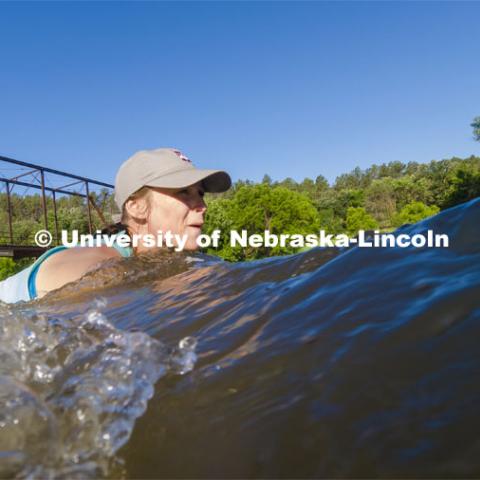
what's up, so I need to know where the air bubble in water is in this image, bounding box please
[170,336,198,375]
[179,336,197,351]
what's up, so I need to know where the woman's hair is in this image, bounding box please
[100,187,153,249]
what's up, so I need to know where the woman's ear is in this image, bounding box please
[124,196,149,221]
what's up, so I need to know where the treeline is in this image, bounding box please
[0,155,479,279]
[203,155,480,260]
[0,189,117,245]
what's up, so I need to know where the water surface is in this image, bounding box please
[1,199,479,478]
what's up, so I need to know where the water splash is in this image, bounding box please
[0,297,197,478]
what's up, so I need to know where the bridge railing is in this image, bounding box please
[0,154,116,257]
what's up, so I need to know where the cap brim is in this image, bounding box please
[146,169,231,193]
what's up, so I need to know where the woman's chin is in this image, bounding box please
[183,227,203,250]
[184,239,200,251]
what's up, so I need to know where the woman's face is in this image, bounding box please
[146,181,207,250]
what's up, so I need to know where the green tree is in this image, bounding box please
[365,178,396,228]
[332,188,365,222]
[391,175,433,210]
[317,208,344,235]
[300,178,316,199]
[393,201,440,227]
[345,207,379,236]
[315,175,329,191]
[0,258,17,281]
[205,184,320,260]
[442,163,480,208]
[204,197,235,255]
[278,177,298,191]
[262,174,272,185]
[0,257,34,281]
[334,167,367,190]
[314,188,345,234]
[471,117,480,141]
[424,159,459,207]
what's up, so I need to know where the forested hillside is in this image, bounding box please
[0,154,479,278]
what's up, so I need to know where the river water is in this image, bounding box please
[1,198,479,478]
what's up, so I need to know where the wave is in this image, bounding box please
[1,198,479,478]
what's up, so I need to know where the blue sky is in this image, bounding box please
[0,1,479,190]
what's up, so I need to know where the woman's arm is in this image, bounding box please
[35,246,122,298]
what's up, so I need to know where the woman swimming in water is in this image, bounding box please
[0,148,231,303]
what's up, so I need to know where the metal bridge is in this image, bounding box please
[0,154,115,259]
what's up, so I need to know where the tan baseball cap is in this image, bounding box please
[114,147,231,210]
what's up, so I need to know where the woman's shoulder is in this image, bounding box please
[35,245,122,298]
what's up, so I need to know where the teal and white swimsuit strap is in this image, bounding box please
[109,230,134,257]
[28,245,69,299]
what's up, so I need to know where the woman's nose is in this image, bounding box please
[192,195,207,212]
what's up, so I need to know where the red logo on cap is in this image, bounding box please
[173,149,191,163]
